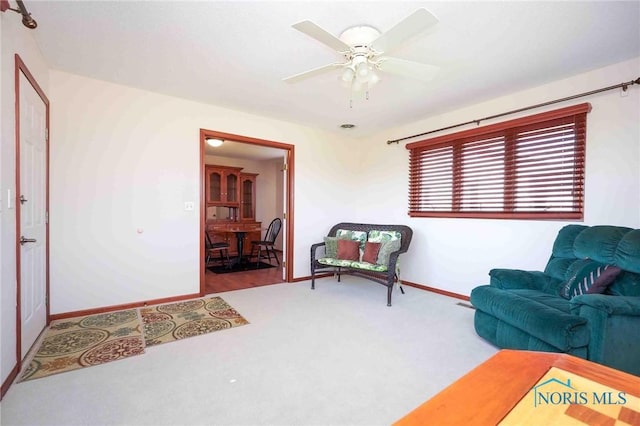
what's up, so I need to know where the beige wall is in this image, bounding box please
[47,70,358,315]
[354,57,640,295]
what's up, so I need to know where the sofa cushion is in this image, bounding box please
[607,271,640,297]
[323,236,338,258]
[551,224,588,258]
[560,259,622,299]
[614,229,640,274]
[337,239,360,261]
[574,226,632,264]
[544,258,577,281]
[362,242,381,264]
[470,286,589,351]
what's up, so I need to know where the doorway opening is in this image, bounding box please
[199,129,294,295]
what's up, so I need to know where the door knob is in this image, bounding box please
[19,195,28,204]
[20,236,37,245]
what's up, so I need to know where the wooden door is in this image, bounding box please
[17,66,49,357]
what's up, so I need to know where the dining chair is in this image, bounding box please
[250,218,282,267]
[205,231,230,267]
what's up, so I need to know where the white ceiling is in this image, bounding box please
[21,1,640,143]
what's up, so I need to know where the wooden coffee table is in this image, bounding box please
[394,350,640,426]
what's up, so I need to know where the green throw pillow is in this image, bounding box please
[377,238,401,266]
[323,236,338,258]
[560,259,622,299]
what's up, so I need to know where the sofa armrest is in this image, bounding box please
[488,269,556,292]
[570,294,640,375]
[570,294,640,316]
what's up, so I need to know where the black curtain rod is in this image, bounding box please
[386,77,640,145]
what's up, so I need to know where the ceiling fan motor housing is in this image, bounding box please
[339,26,381,50]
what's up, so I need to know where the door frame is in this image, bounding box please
[14,54,50,362]
[199,129,295,293]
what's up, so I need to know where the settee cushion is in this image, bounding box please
[368,230,402,243]
[559,259,622,299]
[317,257,388,272]
[471,286,589,351]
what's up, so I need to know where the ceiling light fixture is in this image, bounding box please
[338,27,382,107]
[3,0,37,29]
[206,138,224,147]
[340,123,356,129]
[284,9,440,108]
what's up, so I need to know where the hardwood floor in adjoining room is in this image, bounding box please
[205,257,285,294]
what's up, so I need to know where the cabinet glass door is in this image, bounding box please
[226,173,238,203]
[208,170,222,203]
[242,179,254,219]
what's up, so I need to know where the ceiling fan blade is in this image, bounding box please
[292,20,351,52]
[283,63,345,84]
[371,8,438,54]
[377,57,439,81]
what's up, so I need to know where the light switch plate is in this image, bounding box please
[184,201,195,211]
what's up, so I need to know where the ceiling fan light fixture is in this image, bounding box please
[368,71,380,86]
[206,138,224,148]
[356,61,369,78]
[341,66,355,82]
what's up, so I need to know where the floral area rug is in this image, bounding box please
[20,309,145,382]
[140,297,249,346]
[18,297,248,382]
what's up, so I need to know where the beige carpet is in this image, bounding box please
[19,297,248,382]
[20,309,145,382]
[140,296,249,346]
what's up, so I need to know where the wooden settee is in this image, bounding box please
[310,222,413,306]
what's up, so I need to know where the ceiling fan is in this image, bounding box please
[283,8,440,95]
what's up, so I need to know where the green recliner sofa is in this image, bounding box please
[470,224,640,376]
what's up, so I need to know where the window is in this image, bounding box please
[407,103,591,219]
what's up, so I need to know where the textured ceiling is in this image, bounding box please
[22,1,640,140]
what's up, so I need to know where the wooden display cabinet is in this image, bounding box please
[205,165,241,206]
